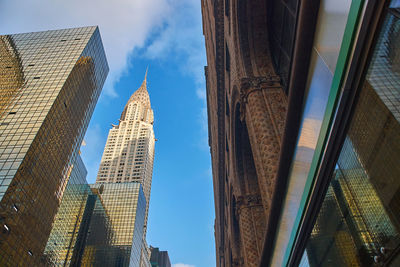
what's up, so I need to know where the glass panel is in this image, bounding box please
[302,4,400,266]
[314,0,352,72]
[270,0,353,265]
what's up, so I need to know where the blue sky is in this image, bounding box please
[0,1,215,266]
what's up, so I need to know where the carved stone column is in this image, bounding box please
[239,75,287,216]
[236,194,265,267]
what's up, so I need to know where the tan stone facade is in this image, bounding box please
[201,0,290,266]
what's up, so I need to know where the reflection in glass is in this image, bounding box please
[43,156,91,266]
[313,0,352,72]
[81,183,146,266]
[303,5,400,266]
[0,36,24,120]
[0,27,108,266]
[270,0,353,264]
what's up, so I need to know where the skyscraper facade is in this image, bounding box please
[42,154,92,265]
[93,71,156,266]
[42,155,115,266]
[82,182,146,266]
[96,71,155,231]
[0,26,108,266]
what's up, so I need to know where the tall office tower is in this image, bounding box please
[42,155,115,267]
[0,27,108,266]
[93,70,155,266]
[96,70,155,233]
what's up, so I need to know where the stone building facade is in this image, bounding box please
[203,0,400,266]
[201,0,295,266]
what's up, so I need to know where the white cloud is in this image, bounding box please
[0,0,171,98]
[173,264,195,267]
[144,0,206,85]
[141,0,208,147]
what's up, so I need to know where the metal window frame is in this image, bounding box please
[287,0,391,265]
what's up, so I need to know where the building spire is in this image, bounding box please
[128,68,150,106]
[120,68,151,120]
[140,66,148,89]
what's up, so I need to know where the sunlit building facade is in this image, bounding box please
[141,239,152,267]
[96,71,155,232]
[93,72,156,266]
[202,0,400,266]
[0,26,108,266]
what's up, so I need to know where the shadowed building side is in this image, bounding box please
[201,0,291,265]
[202,0,400,266]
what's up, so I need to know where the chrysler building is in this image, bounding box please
[96,69,155,232]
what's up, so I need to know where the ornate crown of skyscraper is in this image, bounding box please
[120,68,152,121]
[127,68,150,107]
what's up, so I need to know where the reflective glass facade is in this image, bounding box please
[271,0,354,264]
[83,182,146,266]
[0,27,108,266]
[77,190,114,266]
[43,163,115,266]
[303,5,400,265]
[42,155,91,265]
[267,0,400,266]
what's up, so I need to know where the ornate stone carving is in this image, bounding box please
[239,75,287,218]
[239,75,281,121]
[236,194,263,213]
[202,0,290,265]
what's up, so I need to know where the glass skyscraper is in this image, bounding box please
[42,155,92,266]
[0,26,108,266]
[83,183,146,266]
[42,155,115,267]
